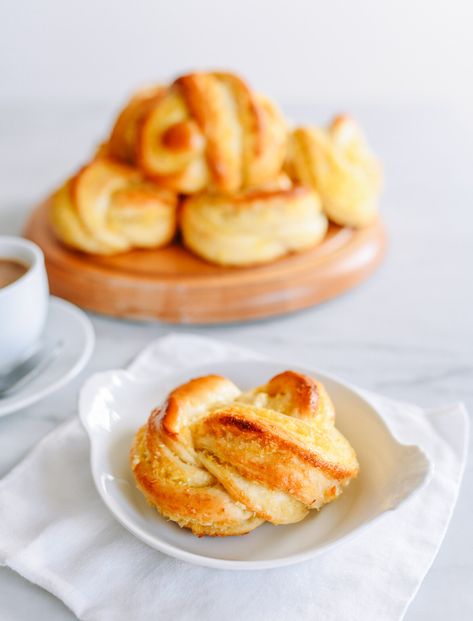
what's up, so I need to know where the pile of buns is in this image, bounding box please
[130,370,359,536]
[50,71,382,266]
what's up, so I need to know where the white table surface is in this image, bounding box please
[0,102,472,620]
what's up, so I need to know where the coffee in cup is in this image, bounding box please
[0,237,49,372]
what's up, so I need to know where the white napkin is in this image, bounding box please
[0,334,469,621]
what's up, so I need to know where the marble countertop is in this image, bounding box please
[0,103,472,620]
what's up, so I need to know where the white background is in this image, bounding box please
[2,0,473,110]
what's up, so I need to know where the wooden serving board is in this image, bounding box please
[24,199,387,324]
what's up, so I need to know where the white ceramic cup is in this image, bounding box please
[0,236,49,372]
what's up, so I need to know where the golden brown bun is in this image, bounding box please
[180,181,328,266]
[49,158,177,255]
[287,115,382,228]
[114,72,287,193]
[130,371,359,537]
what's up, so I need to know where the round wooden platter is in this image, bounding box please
[24,199,387,324]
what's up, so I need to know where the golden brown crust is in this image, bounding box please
[193,404,357,506]
[175,73,242,192]
[239,370,336,425]
[130,425,263,536]
[148,375,241,461]
[161,120,202,151]
[268,371,319,414]
[130,375,265,536]
[130,371,358,535]
[49,158,178,255]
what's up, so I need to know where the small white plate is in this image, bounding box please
[0,296,94,417]
[80,357,431,570]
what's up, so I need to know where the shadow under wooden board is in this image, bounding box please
[24,199,387,324]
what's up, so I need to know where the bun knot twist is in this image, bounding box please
[49,158,177,254]
[287,115,382,228]
[131,371,358,536]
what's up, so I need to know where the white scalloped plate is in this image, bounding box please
[79,351,431,570]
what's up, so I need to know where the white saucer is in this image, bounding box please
[80,354,431,570]
[0,296,94,417]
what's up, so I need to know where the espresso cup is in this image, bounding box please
[0,236,49,372]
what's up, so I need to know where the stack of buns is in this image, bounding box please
[50,71,382,266]
[130,370,359,536]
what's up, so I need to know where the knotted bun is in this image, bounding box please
[130,371,358,536]
[287,115,382,228]
[49,158,177,255]
[180,181,328,266]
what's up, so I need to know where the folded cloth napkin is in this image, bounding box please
[0,334,469,621]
